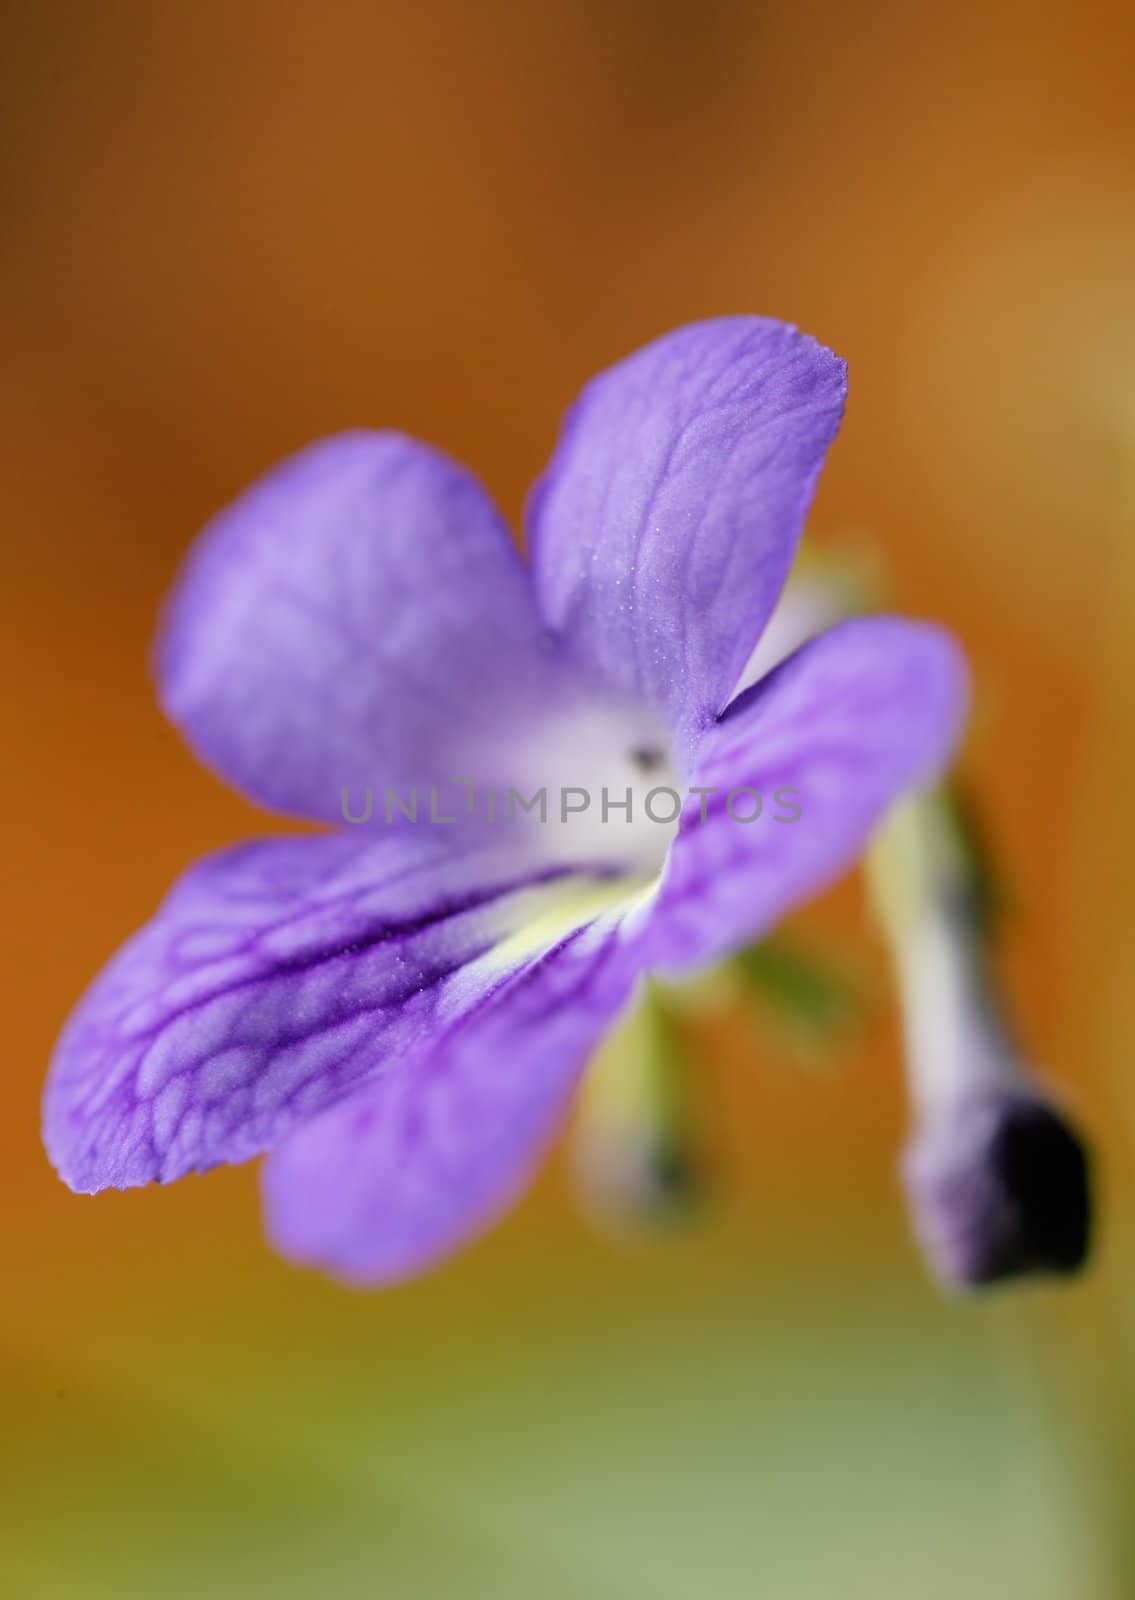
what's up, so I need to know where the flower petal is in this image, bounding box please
[44,829,633,1194]
[262,916,640,1285]
[527,319,847,751]
[157,432,583,821]
[642,618,969,971]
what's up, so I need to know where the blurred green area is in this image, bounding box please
[3,1233,1121,1599]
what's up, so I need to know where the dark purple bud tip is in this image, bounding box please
[902,1093,1091,1291]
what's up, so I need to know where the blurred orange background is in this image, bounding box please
[4,2,1135,1595]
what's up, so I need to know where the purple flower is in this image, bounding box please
[44,318,967,1285]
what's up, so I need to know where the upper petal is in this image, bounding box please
[641,618,969,972]
[527,319,847,753]
[157,431,583,822]
[43,828,635,1194]
[262,912,641,1286]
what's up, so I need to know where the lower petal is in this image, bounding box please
[44,829,638,1195]
[262,917,641,1285]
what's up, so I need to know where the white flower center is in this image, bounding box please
[503,698,683,876]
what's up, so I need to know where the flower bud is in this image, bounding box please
[572,985,703,1231]
[870,789,1092,1292]
[902,1089,1090,1290]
